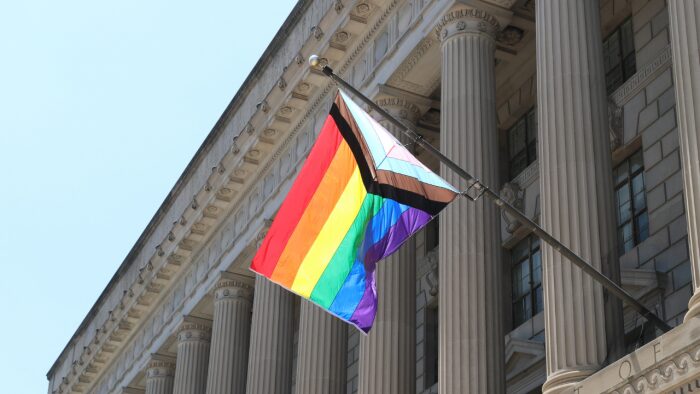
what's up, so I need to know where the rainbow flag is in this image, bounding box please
[251,90,457,332]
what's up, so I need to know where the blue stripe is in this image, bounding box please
[328,260,366,319]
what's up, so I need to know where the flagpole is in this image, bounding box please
[310,56,672,334]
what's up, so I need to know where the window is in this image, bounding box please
[603,18,636,93]
[508,107,537,179]
[511,235,543,328]
[614,150,649,255]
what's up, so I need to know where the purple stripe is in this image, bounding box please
[364,208,431,264]
[348,208,432,331]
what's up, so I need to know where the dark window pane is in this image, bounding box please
[527,110,537,142]
[619,203,631,223]
[630,150,644,173]
[622,222,633,241]
[509,108,537,179]
[527,142,537,163]
[634,192,646,214]
[614,161,629,185]
[532,251,542,286]
[511,152,528,177]
[513,298,527,327]
[637,212,649,242]
[617,183,631,204]
[607,67,623,91]
[524,294,532,320]
[631,173,645,195]
[513,239,530,261]
[623,54,636,80]
[604,31,621,70]
[512,261,530,299]
[534,286,543,314]
[604,19,636,92]
[509,120,526,157]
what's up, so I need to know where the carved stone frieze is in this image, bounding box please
[607,344,700,393]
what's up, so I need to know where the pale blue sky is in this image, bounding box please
[0,1,297,392]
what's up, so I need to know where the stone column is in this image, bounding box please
[173,318,211,394]
[356,97,420,394]
[434,7,505,394]
[145,355,175,394]
[205,273,254,394]
[536,1,622,392]
[668,1,700,322]
[294,300,347,393]
[245,276,295,394]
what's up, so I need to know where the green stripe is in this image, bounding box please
[310,193,383,308]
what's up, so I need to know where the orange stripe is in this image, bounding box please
[270,140,358,287]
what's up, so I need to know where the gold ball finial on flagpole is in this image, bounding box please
[308,55,321,67]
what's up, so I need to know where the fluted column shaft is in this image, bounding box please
[358,237,415,394]
[295,300,347,393]
[668,1,700,322]
[536,1,622,392]
[356,99,419,394]
[205,274,254,394]
[145,358,175,394]
[435,8,505,394]
[173,320,211,394]
[246,276,294,394]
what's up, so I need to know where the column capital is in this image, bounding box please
[213,272,254,302]
[146,354,176,378]
[435,5,503,41]
[374,96,423,125]
[177,316,211,342]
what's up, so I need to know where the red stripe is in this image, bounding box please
[251,115,343,276]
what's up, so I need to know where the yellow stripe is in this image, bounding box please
[291,167,367,297]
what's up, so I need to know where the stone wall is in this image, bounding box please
[617,0,691,327]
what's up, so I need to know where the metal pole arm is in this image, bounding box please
[320,64,671,333]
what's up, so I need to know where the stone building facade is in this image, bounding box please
[47,0,700,393]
